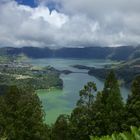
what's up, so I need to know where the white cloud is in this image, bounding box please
[0,0,140,47]
[31,6,68,28]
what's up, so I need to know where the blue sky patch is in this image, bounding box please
[15,0,37,7]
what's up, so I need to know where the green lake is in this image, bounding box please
[26,58,130,124]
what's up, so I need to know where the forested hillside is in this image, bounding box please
[0,71,140,139]
[0,46,140,60]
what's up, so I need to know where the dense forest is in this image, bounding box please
[0,71,140,140]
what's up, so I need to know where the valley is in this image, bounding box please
[0,46,139,124]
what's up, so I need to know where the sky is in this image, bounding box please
[0,0,140,48]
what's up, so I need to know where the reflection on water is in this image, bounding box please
[27,58,130,124]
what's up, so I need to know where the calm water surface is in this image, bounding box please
[26,58,130,124]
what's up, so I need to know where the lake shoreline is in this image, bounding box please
[28,58,130,124]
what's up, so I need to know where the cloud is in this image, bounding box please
[0,0,140,48]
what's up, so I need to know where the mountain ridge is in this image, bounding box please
[0,46,139,61]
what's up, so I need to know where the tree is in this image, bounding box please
[69,71,125,139]
[89,71,124,136]
[51,115,70,140]
[70,82,97,140]
[125,75,140,129]
[0,86,50,140]
[77,81,97,108]
[90,91,108,136]
[102,70,124,134]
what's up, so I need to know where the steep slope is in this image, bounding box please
[0,46,139,61]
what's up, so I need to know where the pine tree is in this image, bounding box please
[126,75,140,129]
[51,115,70,140]
[0,86,50,140]
[90,92,108,136]
[102,70,124,134]
[90,71,124,135]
